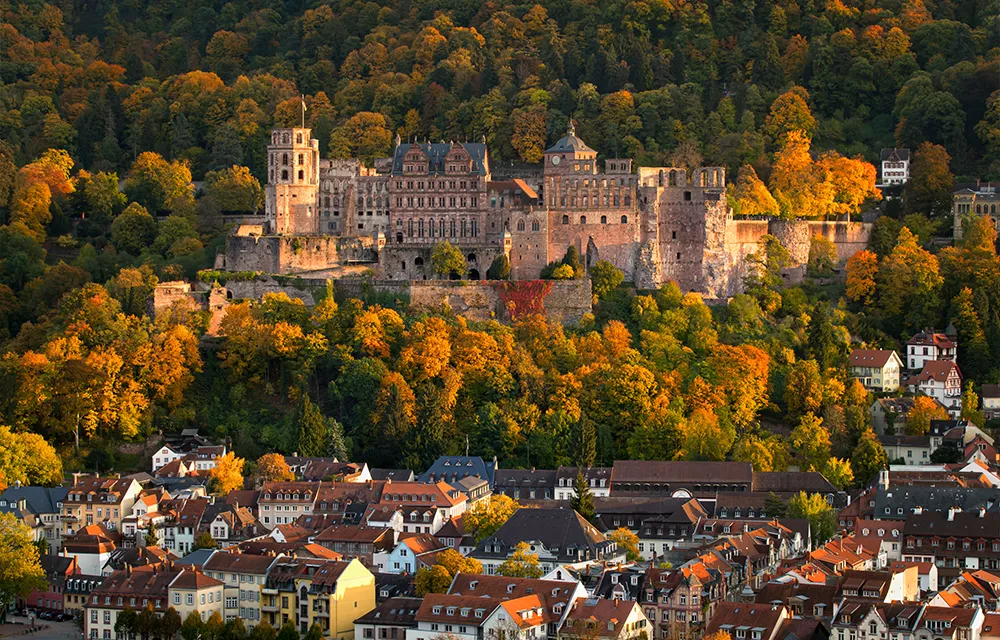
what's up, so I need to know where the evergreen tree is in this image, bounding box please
[297,395,327,457]
[570,471,596,523]
[764,492,787,518]
[327,417,350,461]
[576,418,597,468]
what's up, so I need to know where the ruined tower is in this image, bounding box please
[265,128,320,235]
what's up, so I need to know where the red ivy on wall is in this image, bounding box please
[494,280,553,320]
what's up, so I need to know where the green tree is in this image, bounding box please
[589,260,624,301]
[161,608,183,640]
[431,241,466,278]
[570,471,596,524]
[787,492,837,546]
[487,254,510,280]
[297,395,328,457]
[790,413,831,472]
[124,152,192,213]
[851,428,889,486]
[111,203,157,255]
[195,531,217,550]
[115,608,138,639]
[276,623,299,640]
[304,624,324,640]
[204,166,265,213]
[180,611,203,640]
[904,142,954,216]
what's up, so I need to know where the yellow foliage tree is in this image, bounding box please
[255,453,294,482]
[906,396,949,435]
[464,494,523,542]
[209,452,245,495]
[846,250,879,305]
[732,165,779,217]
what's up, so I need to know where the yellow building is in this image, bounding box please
[262,558,375,640]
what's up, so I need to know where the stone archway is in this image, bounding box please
[468,268,481,280]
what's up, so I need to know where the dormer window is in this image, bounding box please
[432,606,442,614]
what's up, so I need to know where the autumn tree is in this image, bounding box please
[608,527,641,561]
[906,396,949,435]
[732,165,778,217]
[255,453,294,482]
[0,425,63,490]
[823,457,855,490]
[414,549,483,595]
[497,541,544,578]
[0,513,47,614]
[877,227,942,333]
[204,166,264,213]
[764,87,817,143]
[465,494,522,542]
[791,413,831,472]
[329,113,393,166]
[124,152,192,213]
[209,452,245,495]
[589,261,623,301]
[846,250,879,305]
[904,142,954,216]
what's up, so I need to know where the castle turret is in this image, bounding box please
[265,128,320,235]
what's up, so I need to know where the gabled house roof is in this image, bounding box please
[850,349,900,368]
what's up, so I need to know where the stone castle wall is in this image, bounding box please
[225,277,591,325]
[225,235,379,273]
[547,215,640,279]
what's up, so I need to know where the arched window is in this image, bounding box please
[531,221,540,231]
[977,205,982,213]
[993,205,997,215]
[415,256,424,266]
[396,232,403,244]
[580,215,587,224]
[601,215,607,224]
[517,220,525,231]
[296,133,303,144]
[324,197,330,208]
[562,215,569,225]
[467,253,477,263]
[624,196,631,206]
[621,215,628,224]
[282,154,288,166]
[281,170,288,180]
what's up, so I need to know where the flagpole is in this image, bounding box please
[301,95,307,128]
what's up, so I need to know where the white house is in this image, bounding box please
[906,331,957,371]
[905,361,963,416]
[850,349,903,393]
[880,148,910,186]
[554,467,612,501]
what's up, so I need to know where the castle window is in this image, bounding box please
[428,219,435,237]
[676,252,681,260]
[408,220,414,237]
[532,221,540,231]
[418,219,425,237]
[281,170,288,180]
[580,216,587,224]
[296,133,303,144]
[450,220,456,237]
[672,231,677,239]
[396,232,403,243]
[601,215,607,224]
[684,191,691,201]
[517,221,525,232]
[282,154,288,166]
[621,215,628,224]
[324,197,330,208]
[439,220,445,237]
[298,154,304,165]
[401,261,406,271]
[415,257,424,266]
[562,215,569,225]
[574,163,580,171]
[624,196,631,205]
[298,170,304,180]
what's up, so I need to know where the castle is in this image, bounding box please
[221,125,871,298]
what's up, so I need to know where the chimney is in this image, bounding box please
[913,506,923,515]
[979,507,986,518]
[948,507,957,521]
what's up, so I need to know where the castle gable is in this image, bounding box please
[392,142,489,176]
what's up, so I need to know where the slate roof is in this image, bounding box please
[612,460,753,485]
[881,148,910,162]
[391,142,489,176]
[418,456,496,486]
[753,472,838,494]
[0,486,68,515]
[474,508,616,562]
[370,469,415,482]
[354,596,423,626]
[495,469,558,490]
[907,331,956,349]
[874,485,1000,517]
[903,510,1000,537]
[546,124,595,154]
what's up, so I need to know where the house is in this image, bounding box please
[64,574,103,617]
[594,498,707,560]
[472,508,625,574]
[870,398,948,435]
[559,597,650,640]
[953,182,1000,240]
[447,573,589,638]
[837,568,919,603]
[929,570,1000,609]
[555,467,613,500]
[494,469,559,501]
[879,435,934,465]
[376,482,467,535]
[705,602,791,640]
[84,564,224,640]
[902,508,1000,582]
[983,385,1000,420]
[382,533,447,575]
[151,440,225,473]
[405,594,502,640]
[315,525,396,569]
[905,361,963,416]
[880,148,910,186]
[258,481,321,529]
[62,477,143,538]
[0,484,68,553]
[642,563,725,639]
[850,350,904,393]
[913,606,985,640]
[754,580,838,619]
[418,456,497,488]
[19,555,78,615]
[60,524,121,575]
[889,561,938,594]
[452,476,491,505]
[202,551,279,626]
[906,331,958,371]
[354,596,422,640]
[204,503,263,545]
[262,558,375,640]
[303,460,373,483]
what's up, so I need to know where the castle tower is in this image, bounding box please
[266,128,320,235]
